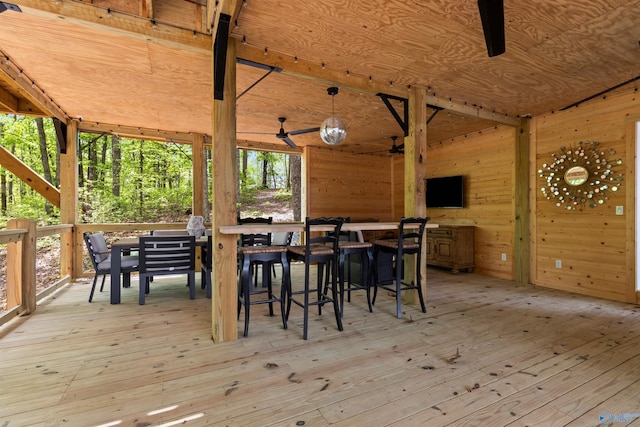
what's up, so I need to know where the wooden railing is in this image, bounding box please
[1,220,73,326]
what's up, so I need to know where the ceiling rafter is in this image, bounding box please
[78,121,205,144]
[16,0,212,54]
[235,43,521,127]
[0,49,66,120]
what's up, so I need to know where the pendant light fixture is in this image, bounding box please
[320,86,347,145]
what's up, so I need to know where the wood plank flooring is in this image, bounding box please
[1,265,640,426]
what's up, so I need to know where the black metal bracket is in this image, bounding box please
[426,104,444,125]
[236,59,282,100]
[377,93,408,136]
[213,13,231,100]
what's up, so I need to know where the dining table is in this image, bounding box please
[109,235,208,304]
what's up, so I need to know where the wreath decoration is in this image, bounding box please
[538,141,623,210]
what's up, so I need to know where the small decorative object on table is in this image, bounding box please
[187,215,205,238]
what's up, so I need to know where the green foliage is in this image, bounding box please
[275,189,292,202]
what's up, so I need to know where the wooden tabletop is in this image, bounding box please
[219,222,438,234]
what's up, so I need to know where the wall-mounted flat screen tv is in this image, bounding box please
[426,175,464,208]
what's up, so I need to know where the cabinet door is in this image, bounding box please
[426,237,435,261]
[434,238,454,261]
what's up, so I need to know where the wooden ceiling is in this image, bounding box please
[1,0,639,154]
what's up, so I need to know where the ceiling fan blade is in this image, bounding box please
[478,0,505,57]
[276,135,298,148]
[289,127,320,136]
[237,131,274,135]
[358,149,392,155]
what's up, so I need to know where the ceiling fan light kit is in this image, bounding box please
[320,86,348,145]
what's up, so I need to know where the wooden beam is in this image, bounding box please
[0,49,66,120]
[211,36,238,342]
[59,120,78,279]
[78,121,199,143]
[210,0,244,38]
[235,43,521,127]
[7,219,37,315]
[624,118,638,304]
[0,144,60,207]
[16,0,211,54]
[515,118,531,285]
[0,86,18,111]
[404,86,428,304]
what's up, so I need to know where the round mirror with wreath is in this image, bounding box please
[538,141,623,211]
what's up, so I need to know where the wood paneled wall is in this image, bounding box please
[305,147,395,221]
[532,87,638,303]
[303,87,639,304]
[423,126,517,280]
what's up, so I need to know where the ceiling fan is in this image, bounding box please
[238,117,319,148]
[359,136,404,156]
[388,136,404,154]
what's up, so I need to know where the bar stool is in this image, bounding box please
[237,216,273,288]
[373,217,429,318]
[326,219,373,317]
[286,217,344,340]
[237,244,290,337]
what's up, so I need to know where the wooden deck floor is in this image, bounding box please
[2,266,640,426]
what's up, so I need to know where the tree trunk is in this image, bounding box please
[1,170,6,215]
[261,156,268,189]
[111,134,121,196]
[36,118,53,215]
[241,148,248,190]
[285,155,291,190]
[138,139,144,216]
[291,154,301,222]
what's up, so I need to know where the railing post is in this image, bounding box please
[7,219,37,315]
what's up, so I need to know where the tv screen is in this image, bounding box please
[426,175,464,208]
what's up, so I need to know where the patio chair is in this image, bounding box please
[83,232,139,303]
[372,217,429,318]
[138,235,196,305]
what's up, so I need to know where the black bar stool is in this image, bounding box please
[286,217,344,340]
[326,219,373,317]
[237,244,290,337]
[373,217,429,318]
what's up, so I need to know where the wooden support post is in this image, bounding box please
[515,118,531,285]
[404,86,428,303]
[7,219,37,315]
[211,37,238,342]
[59,120,78,278]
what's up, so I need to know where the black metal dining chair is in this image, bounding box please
[138,235,196,305]
[83,232,139,302]
[286,217,344,340]
[372,217,429,318]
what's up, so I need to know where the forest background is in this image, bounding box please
[0,114,295,310]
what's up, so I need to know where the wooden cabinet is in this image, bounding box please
[426,225,474,273]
